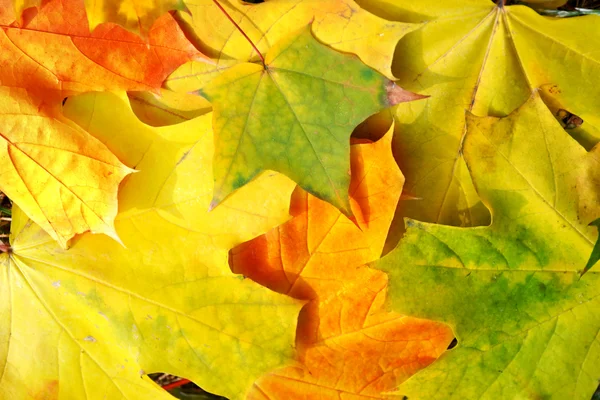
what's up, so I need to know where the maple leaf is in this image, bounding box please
[0,0,202,247]
[2,0,201,94]
[165,0,417,92]
[0,91,302,400]
[230,128,453,398]
[360,0,600,227]
[83,0,187,36]
[376,93,600,400]
[201,26,425,215]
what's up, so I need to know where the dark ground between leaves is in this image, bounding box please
[503,0,600,7]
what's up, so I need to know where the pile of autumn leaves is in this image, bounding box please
[1,0,600,399]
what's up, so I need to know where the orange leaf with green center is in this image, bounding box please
[0,0,203,247]
[230,127,453,398]
[201,26,425,214]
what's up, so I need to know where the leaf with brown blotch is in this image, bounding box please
[230,127,453,398]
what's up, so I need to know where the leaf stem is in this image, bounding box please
[212,0,266,67]
[0,242,10,253]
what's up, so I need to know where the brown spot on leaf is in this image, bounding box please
[385,81,429,106]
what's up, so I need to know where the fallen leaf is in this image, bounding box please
[376,93,600,400]
[0,91,301,400]
[0,88,133,248]
[201,26,425,215]
[0,0,202,246]
[359,0,600,227]
[83,0,187,36]
[2,0,201,94]
[231,127,453,398]
[165,0,417,92]
[127,89,210,127]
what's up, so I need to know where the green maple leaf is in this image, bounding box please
[200,26,424,215]
[376,93,600,400]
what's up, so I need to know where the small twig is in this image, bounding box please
[161,378,191,391]
[212,0,266,66]
[0,217,11,221]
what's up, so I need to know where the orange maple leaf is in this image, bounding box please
[0,0,203,96]
[231,128,454,398]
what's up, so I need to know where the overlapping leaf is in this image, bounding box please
[166,0,417,92]
[359,0,600,227]
[0,0,202,247]
[376,93,600,400]
[0,91,301,400]
[231,128,453,398]
[83,0,187,36]
[201,26,425,214]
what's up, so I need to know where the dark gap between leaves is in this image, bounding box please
[446,338,458,350]
[149,373,228,400]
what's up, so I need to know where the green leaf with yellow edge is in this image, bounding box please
[83,0,187,36]
[357,0,600,227]
[375,93,600,400]
[0,91,302,400]
[201,26,425,215]
[165,0,417,92]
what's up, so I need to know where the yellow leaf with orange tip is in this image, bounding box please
[166,0,418,93]
[0,91,301,400]
[230,127,453,399]
[83,0,187,36]
[0,0,202,246]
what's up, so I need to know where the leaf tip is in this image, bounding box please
[208,198,219,212]
[385,81,428,106]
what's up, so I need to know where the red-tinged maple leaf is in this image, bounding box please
[1,0,204,96]
[230,128,453,398]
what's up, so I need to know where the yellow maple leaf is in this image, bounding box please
[0,0,202,247]
[358,0,600,227]
[0,91,301,400]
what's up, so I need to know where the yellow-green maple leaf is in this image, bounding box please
[359,0,600,227]
[0,92,301,400]
[201,26,424,215]
[376,93,600,400]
